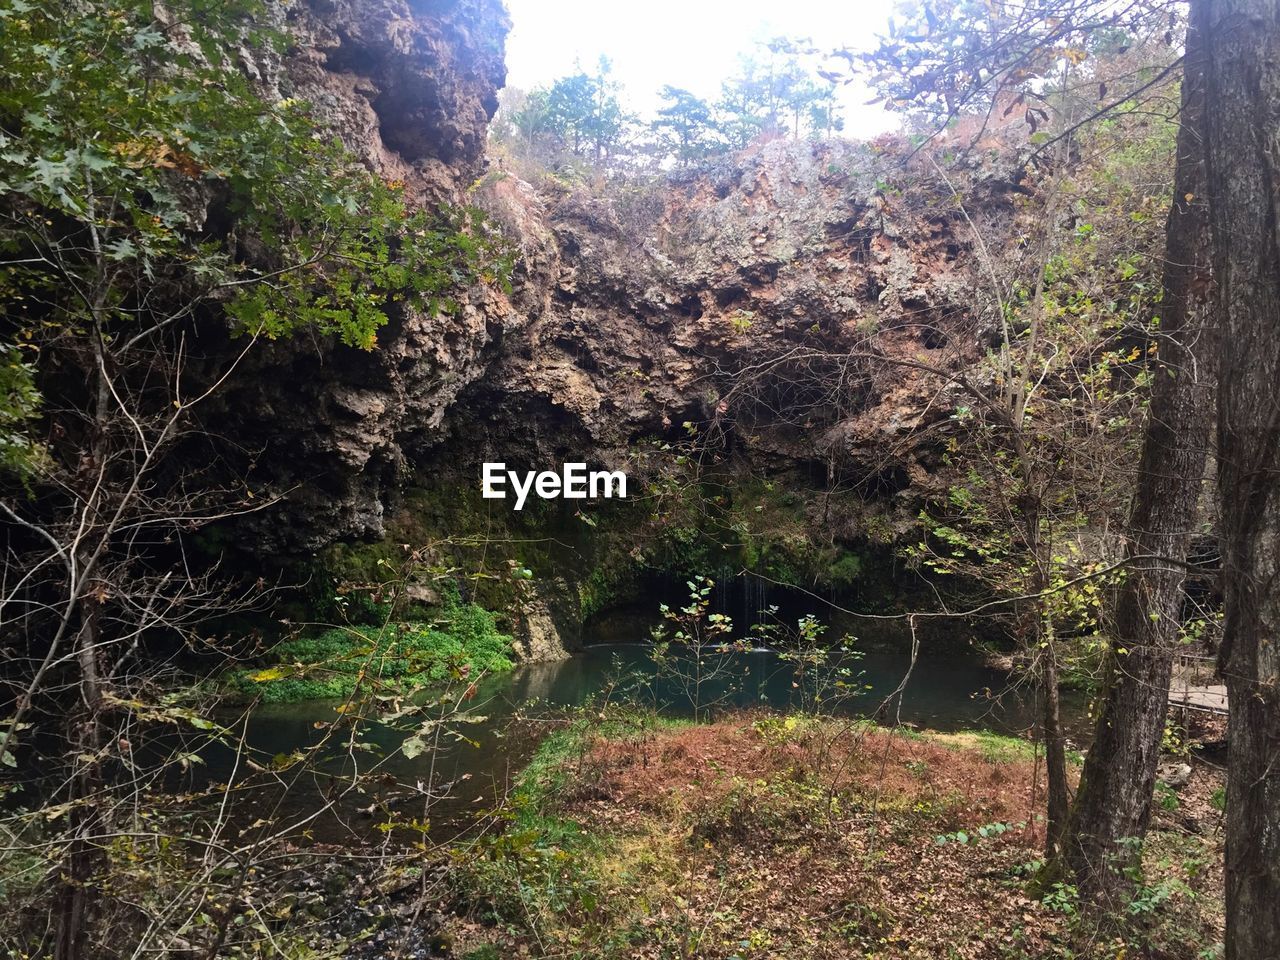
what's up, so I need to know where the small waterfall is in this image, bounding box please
[707,568,771,639]
[742,571,769,632]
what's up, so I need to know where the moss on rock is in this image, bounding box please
[229,591,514,703]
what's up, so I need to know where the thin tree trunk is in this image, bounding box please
[56,299,112,960]
[1025,502,1071,858]
[1011,135,1072,856]
[1062,6,1214,909]
[56,610,103,960]
[1204,0,1280,955]
[1041,636,1071,858]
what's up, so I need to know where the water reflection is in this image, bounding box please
[197,640,1070,841]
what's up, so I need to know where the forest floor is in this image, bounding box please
[445,711,1225,960]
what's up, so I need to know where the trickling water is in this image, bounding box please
[703,568,773,634]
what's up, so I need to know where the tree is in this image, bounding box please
[1202,0,1280,954]
[651,86,717,168]
[716,38,836,145]
[494,86,552,153]
[762,39,824,138]
[808,88,846,140]
[0,2,504,954]
[904,131,1154,858]
[547,71,597,157]
[716,56,774,148]
[1061,1,1214,910]
[859,0,1178,152]
[546,57,630,163]
[707,76,1176,857]
[860,0,1222,907]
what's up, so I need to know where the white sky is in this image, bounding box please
[502,0,900,139]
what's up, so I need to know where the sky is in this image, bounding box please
[501,0,901,139]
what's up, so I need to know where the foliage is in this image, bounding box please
[491,57,633,170]
[490,35,847,175]
[651,86,717,169]
[231,594,514,702]
[716,38,842,145]
[0,3,510,953]
[649,576,750,720]
[882,58,1181,856]
[0,0,508,358]
[859,0,1178,139]
[546,58,632,161]
[635,456,877,593]
[453,709,672,943]
[763,612,867,715]
[936,819,1024,846]
[0,344,40,476]
[451,715,1220,958]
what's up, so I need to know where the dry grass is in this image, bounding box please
[450,714,1224,960]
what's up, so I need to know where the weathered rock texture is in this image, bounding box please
[284,0,506,203]
[462,139,1021,498]
[225,0,1030,566]
[222,0,528,553]
[509,578,581,662]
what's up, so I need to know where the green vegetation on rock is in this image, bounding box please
[230,594,513,703]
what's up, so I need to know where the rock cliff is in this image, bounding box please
[463,138,1022,490]
[222,0,525,553]
[225,0,1031,572]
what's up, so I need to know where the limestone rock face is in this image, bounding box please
[222,0,527,554]
[285,0,507,203]
[224,1,1031,561]
[510,580,581,662]
[452,137,1025,535]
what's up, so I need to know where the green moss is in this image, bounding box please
[295,460,884,635]
[639,474,875,592]
[228,595,513,703]
[578,566,614,622]
[827,550,864,586]
[320,540,403,586]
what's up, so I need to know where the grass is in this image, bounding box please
[452,709,695,949]
[931,729,1086,766]
[445,711,1223,959]
[228,599,513,703]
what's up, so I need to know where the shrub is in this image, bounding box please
[230,598,513,703]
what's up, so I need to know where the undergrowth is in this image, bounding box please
[228,596,513,703]
[446,711,1221,959]
[453,708,691,949]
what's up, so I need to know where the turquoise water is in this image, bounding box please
[199,638,1067,840]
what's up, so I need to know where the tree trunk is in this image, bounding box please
[56,312,111,960]
[1041,637,1071,859]
[1026,515,1071,859]
[1203,0,1280,954]
[56,555,106,960]
[1062,6,1214,909]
